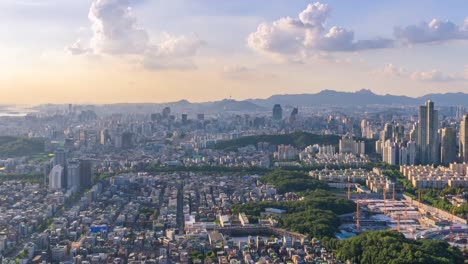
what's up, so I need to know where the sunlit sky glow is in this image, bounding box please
[1,0,467,104]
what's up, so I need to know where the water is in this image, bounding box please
[0,105,36,117]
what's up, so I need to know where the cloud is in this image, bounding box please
[142,35,204,70]
[373,63,408,78]
[374,63,466,82]
[394,18,468,44]
[66,39,92,55]
[69,0,204,70]
[247,2,393,60]
[221,65,277,80]
[222,65,254,79]
[88,0,149,54]
[410,69,460,82]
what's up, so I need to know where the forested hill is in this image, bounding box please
[0,136,45,158]
[330,231,464,264]
[213,132,340,151]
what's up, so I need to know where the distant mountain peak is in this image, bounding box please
[174,99,191,104]
[356,89,375,95]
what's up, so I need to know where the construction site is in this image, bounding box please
[338,180,468,248]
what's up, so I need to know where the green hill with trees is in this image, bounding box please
[212,132,341,151]
[260,169,329,193]
[231,169,354,238]
[0,136,45,158]
[330,231,464,264]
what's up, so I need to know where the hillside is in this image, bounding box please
[0,136,45,158]
[331,231,464,264]
[212,132,341,151]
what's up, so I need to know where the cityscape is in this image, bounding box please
[0,1,468,264]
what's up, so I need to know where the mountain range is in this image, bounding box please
[35,89,468,114]
[248,89,468,108]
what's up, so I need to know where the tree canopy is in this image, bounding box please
[332,231,464,264]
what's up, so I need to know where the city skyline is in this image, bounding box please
[1,0,468,104]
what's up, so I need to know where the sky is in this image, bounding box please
[0,0,467,104]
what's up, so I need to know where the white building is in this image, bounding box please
[339,135,365,155]
[49,165,64,190]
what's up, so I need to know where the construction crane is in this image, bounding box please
[404,206,408,232]
[392,184,396,208]
[383,186,387,214]
[449,189,461,243]
[356,200,361,231]
[347,176,351,200]
[417,190,421,210]
[397,214,401,232]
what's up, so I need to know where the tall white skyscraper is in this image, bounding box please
[49,165,64,190]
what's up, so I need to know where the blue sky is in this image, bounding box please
[0,0,467,103]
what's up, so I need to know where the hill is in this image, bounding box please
[331,231,464,264]
[249,89,418,107]
[212,132,340,151]
[250,89,468,107]
[0,136,45,158]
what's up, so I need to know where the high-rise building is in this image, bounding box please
[121,132,133,149]
[67,160,81,190]
[381,123,393,142]
[162,107,171,118]
[440,127,457,166]
[289,107,298,123]
[460,114,468,163]
[79,160,93,189]
[49,165,64,190]
[382,140,397,165]
[100,129,110,145]
[53,150,67,168]
[272,104,283,121]
[339,135,365,155]
[407,141,417,165]
[393,123,405,142]
[417,100,439,164]
[182,114,188,124]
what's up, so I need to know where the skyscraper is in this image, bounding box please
[417,100,439,165]
[79,159,93,189]
[67,160,81,190]
[272,104,282,121]
[53,150,67,168]
[460,114,468,163]
[49,165,64,190]
[162,107,171,118]
[440,127,456,166]
[289,107,298,123]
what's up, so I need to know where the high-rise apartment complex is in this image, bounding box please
[440,127,456,166]
[460,114,468,163]
[417,100,439,165]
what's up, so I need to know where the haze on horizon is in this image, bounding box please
[1,0,468,104]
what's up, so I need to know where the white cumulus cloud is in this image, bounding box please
[88,0,149,54]
[394,18,468,44]
[247,2,393,60]
[69,0,204,70]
